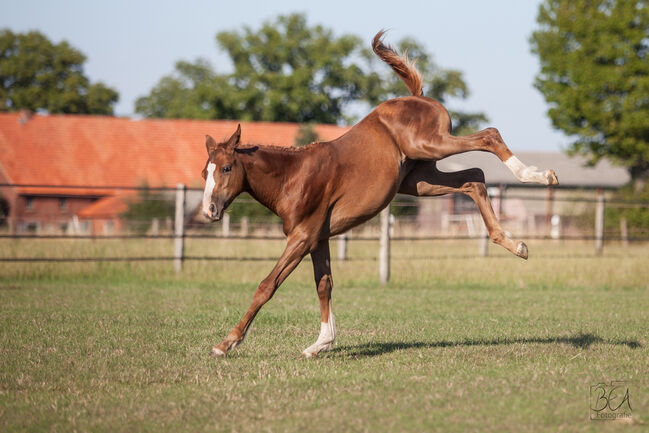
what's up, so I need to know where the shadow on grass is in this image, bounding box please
[331,332,641,358]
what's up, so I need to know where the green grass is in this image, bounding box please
[1,239,648,432]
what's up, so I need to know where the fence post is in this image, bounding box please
[379,206,391,284]
[479,189,491,256]
[479,223,489,256]
[174,183,186,273]
[595,189,605,255]
[620,217,628,247]
[550,215,561,239]
[240,216,249,237]
[222,213,230,237]
[545,187,554,233]
[337,231,349,261]
[497,184,506,218]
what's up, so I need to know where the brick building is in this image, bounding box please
[0,111,632,236]
[0,112,348,234]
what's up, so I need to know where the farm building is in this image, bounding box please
[0,111,630,235]
[0,111,348,234]
[424,152,630,237]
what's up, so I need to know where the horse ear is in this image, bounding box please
[205,135,218,154]
[226,124,241,149]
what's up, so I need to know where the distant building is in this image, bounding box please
[0,112,631,236]
[420,152,630,236]
[0,112,347,234]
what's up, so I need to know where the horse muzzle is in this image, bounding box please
[203,202,223,222]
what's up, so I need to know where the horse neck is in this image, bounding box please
[238,146,301,215]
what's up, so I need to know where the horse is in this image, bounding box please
[200,30,558,358]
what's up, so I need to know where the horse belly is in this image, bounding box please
[327,161,412,236]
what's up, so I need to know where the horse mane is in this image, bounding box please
[237,141,325,154]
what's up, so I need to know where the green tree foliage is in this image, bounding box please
[134,60,225,120]
[120,185,174,233]
[0,193,8,227]
[361,37,487,135]
[531,0,649,187]
[0,29,118,114]
[294,123,320,146]
[225,193,278,223]
[136,14,365,123]
[136,13,485,132]
[605,184,649,232]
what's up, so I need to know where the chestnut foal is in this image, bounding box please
[201,31,558,358]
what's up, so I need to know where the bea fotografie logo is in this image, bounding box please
[590,381,632,421]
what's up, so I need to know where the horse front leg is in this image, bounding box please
[302,239,336,358]
[211,233,315,357]
[399,162,528,259]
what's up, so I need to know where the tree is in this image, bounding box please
[294,123,320,146]
[531,0,649,189]
[0,29,118,114]
[120,184,174,234]
[605,184,649,232]
[360,36,487,134]
[0,193,8,227]
[137,14,365,123]
[136,13,485,133]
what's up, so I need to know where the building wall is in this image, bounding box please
[12,195,98,233]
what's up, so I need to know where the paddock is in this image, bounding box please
[1,105,646,431]
[1,235,647,431]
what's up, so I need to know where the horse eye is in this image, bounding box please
[222,165,232,174]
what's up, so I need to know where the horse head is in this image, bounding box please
[201,124,245,221]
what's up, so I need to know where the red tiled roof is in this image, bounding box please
[77,192,134,219]
[0,112,350,196]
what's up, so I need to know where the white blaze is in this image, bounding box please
[202,162,217,215]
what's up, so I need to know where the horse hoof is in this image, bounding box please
[545,170,559,186]
[302,342,333,359]
[516,242,528,260]
[210,347,226,358]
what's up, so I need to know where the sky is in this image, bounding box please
[2,0,569,152]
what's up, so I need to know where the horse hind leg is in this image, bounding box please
[302,240,336,358]
[411,127,558,186]
[399,163,528,259]
[463,174,528,259]
[463,128,558,186]
[503,153,559,186]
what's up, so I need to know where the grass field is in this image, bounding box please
[1,238,648,432]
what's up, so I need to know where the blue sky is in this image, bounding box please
[3,0,568,151]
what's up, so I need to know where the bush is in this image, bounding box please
[605,185,649,231]
[226,193,278,222]
[120,184,175,233]
[0,194,9,227]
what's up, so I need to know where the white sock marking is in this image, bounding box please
[504,156,526,179]
[303,307,336,357]
[202,162,216,215]
[504,156,551,185]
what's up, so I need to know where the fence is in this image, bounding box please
[1,182,649,282]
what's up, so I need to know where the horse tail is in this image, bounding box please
[372,30,423,97]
